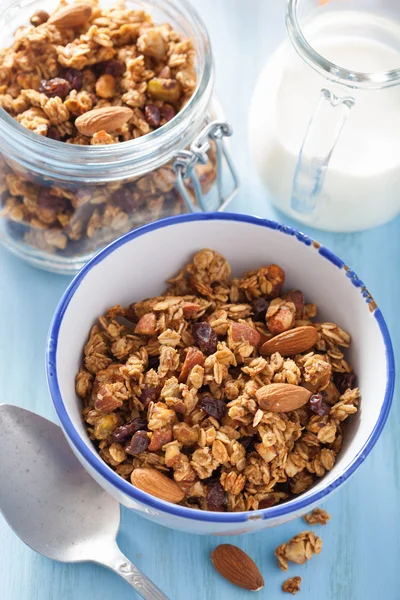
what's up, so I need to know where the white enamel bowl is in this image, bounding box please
[46,213,394,535]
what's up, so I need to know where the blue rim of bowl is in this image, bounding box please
[46,212,395,523]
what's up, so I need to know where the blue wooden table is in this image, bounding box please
[1,1,399,598]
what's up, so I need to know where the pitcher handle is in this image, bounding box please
[291,88,355,215]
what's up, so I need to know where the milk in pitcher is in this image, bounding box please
[249,11,400,231]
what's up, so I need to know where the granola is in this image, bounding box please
[77,249,360,511]
[303,507,330,525]
[275,531,322,571]
[0,1,217,258]
[282,577,301,595]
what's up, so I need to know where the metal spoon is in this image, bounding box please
[0,404,169,600]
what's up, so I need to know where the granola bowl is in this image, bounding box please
[46,213,394,535]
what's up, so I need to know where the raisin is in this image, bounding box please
[309,393,331,416]
[93,60,125,78]
[163,189,179,212]
[144,105,161,128]
[37,188,69,211]
[333,372,357,395]
[39,78,71,99]
[141,385,160,407]
[124,304,139,323]
[197,395,226,420]
[251,297,269,322]
[112,417,147,442]
[206,482,226,511]
[6,220,29,239]
[283,290,305,318]
[64,68,83,91]
[192,322,218,355]
[240,436,255,452]
[112,187,135,212]
[147,356,160,371]
[275,479,292,494]
[125,430,149,455]
[258,497,276,509]
[161,103,176,123]
[30,10,49,26]
[46,126,61,141]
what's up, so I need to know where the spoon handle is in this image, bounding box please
[99,543,170,600]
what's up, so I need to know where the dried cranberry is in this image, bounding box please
[125,430,149,455]
[39,78,71,99]
[93,60,125,78]
[141,386,160,407]
[144,105,161,128]
[240,436,255,452]
[64,68,83,91]
[206,482,226,511]
[309,393,331,416]
[112,187,135,212]
[192,322,218,355]
[37,188,68,211]
[30,10,49,26]
[197,395,226,420]
[46,126,61,141]
[333,372,357,395]
[251,297,269,322]
[161,103,176,123]
[112,417,147,442]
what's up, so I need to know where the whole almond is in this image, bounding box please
[256,383,312,412]
[75,106,133,136]
[211,544,264,591]
[260,325,318,357]
[48,2,93,28]
[131,468,184,504]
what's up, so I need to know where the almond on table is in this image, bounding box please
[77,248,360,512]
[211,544,264,591]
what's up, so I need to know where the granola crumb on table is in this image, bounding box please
[0,1,217,256]
[275,531,322,571]
[303,507,330,525]
[77,248,360,512]
[282,576,301,595]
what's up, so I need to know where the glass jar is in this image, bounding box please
[249,0,400,232]
[0,0,239,274]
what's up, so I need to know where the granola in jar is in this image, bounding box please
[77,249,360,511]
[0,1,227,268]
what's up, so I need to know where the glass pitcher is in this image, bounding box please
[249,0,400,232]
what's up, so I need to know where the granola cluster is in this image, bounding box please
[275,531,322,571]
[77,249,360,512]
[0,1,216,257]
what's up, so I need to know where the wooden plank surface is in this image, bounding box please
[1,1,399,598]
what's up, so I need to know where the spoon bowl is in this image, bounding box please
[0,404,168,599]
